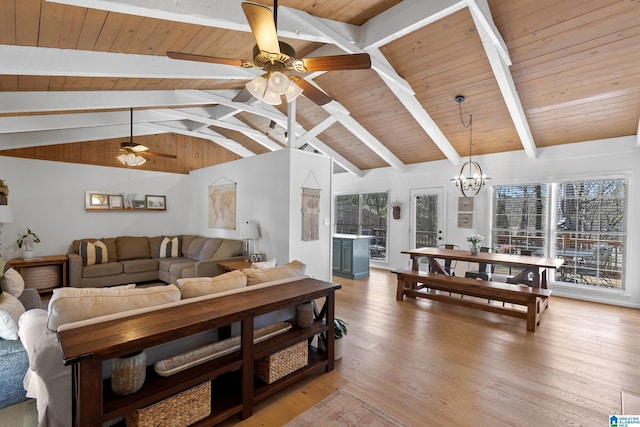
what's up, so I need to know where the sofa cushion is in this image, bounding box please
[180,235,198,254]
[0,292,25,340]
[185,237,207,260]
[116,236,150,261]
[121,259,159,274]
[47,284,180,331]
[79,240,109,266]
[169,262,196,280]
[176,270,247,299]
[1,268,24,297]
[212,239,242,260]
[242,260,306,286]
[157,257,190,273]
[82,262,123,278]
[198,238,224,261]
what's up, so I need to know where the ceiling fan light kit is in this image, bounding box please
[117,152,146,167]
[166,1,371,106]
[450,95,490,198]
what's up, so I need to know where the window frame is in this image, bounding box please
[490,175,628,292]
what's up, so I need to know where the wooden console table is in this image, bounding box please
[58,278,341,426]
[8,255,68,294]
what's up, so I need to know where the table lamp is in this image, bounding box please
[0,205,14,256]
[239,221,260,262]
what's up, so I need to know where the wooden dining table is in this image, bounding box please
[402,247,564,289]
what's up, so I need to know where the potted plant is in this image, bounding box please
[318,318,348,360]
[466,233,484,255]
[17,228,41,259]
[333,318,348,360]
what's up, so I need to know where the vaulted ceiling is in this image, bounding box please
[0,0,639,175]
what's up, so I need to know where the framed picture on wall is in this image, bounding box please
[145,195,166,210]
[109,195,123,209]
[458,213,473,228]
[458,197,474,212]
[85,191,110,210]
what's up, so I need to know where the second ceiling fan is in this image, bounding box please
[167,1,371,106]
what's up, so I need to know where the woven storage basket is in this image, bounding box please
[255,340,308,384]
[126,381,210,427]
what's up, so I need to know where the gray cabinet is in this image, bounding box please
[333,236,369,279]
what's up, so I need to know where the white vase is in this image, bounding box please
[469,244,479,255]
[23,250,34,259]
[334,337,345,360]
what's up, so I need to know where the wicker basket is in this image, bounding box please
[126,381,211,427]
[255,340,308,384]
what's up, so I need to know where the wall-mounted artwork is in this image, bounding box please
[458,197,474,212]
[208,179,236,229]
[458,213,473,228]
[301,171,321,241]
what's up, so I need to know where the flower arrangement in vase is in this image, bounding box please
[466,233,484,255]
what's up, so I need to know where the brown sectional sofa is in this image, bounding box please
[67,235,243,287]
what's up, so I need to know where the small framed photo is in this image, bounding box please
[109,194,123,209]
[133,200,146,209]
[145,195,166,210]
[458,197,474,212]
[85,191,110,210]
[458,213,473,228]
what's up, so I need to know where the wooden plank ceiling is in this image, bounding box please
[0,0,638,175]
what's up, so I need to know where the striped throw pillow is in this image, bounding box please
[80,240,109,266]
[159,236,180,258]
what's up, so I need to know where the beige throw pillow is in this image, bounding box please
[176,270,247,299]
[242,260,306,286]
[250,258,276,270]
[47,284,180,331]
[1,268,25,297]
[0,292,26,340]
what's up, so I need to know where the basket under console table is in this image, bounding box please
[57,278,341,426]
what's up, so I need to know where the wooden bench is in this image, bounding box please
[392,269,552,332]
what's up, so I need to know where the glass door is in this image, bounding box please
[410,188,444,249]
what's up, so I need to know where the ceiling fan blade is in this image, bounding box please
[300,53,371,72]
[167,51,244,67]
[145,151,177,159]
[232,87,255,103]
[242,2,280,54]
[294,79,333,106]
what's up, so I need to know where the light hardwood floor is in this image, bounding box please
[3,268,639,426]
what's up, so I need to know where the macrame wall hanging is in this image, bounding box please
[301,171,321,241]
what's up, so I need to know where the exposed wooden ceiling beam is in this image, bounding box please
[471,3,537,159]
[45,0,359,44]
[0,45,255,80]
[0,90,220,114]
[146,122,255,158]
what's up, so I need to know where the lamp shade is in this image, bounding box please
[0,205,13,223]
[239,221,260,239]
[246,75,267,99]
[285,81,303,102]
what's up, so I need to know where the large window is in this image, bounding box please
[491,178,627,290]
[335,192,388,261]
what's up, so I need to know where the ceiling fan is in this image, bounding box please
[116,109,177,167]
[166,1,371,106]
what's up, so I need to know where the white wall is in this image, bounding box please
[187,148,333,281]
[333,136,640,307]
[0,157,189,259]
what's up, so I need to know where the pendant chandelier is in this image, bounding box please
[450,95,490,198]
